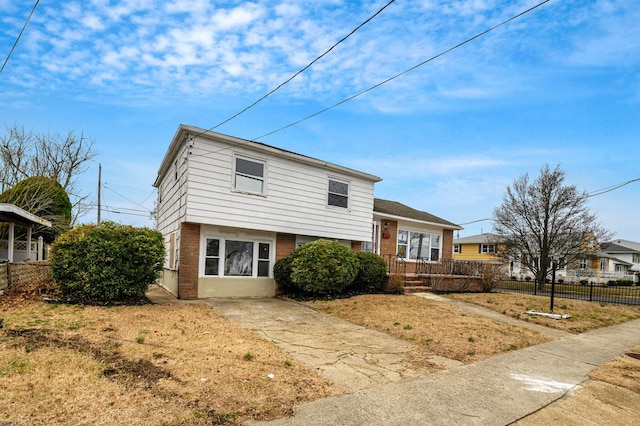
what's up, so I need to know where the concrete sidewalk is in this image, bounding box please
[249,318,640,425]
[146,286,640,424]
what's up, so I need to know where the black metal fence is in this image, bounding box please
[495,279,640,306]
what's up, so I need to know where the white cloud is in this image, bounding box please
[211,3,265,30]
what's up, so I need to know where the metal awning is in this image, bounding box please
[0,203,52,262]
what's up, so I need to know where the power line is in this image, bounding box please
[0,0,40,75]
[184,0,551,164]
[253,0,551,140]
[190,0,397,140]
[103,183,152,210]
[587,177,640,198]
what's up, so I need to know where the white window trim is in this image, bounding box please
[480,244,497,254]
[232,154,268,196]
[327,176,350,210]
[397,229,442,262]
[453,244,461,254]
[200,235,274,278]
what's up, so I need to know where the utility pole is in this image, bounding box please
[97,163,101,224]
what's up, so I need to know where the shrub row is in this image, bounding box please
[274,239,387,297]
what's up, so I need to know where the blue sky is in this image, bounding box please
[1,0,639,241]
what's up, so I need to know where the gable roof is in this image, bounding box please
[373,198,461,230]
[154,124,383,187]
[601,239,640,253]
[454,233,501,244]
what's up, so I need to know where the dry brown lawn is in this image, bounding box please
[3,291,640,425]
[307,294,552,363]
[0,297,337,426]
[446,292,640,333]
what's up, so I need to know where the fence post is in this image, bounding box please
[589,281,594,302]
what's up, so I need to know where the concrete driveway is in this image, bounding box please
[203,297,461,392]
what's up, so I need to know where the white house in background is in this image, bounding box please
[153,125,382,299]
[600,239,640,277]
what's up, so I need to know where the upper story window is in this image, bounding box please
[328,178,349,208]
[633,253,640,263]
[480,244,496,254]
[234,156,265,195]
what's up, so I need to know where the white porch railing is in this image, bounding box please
[0,237,47,262]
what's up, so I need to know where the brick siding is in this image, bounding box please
[178,222,200,299]
[276,233,296,261]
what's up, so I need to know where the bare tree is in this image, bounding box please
[0,124,97,224]
[492,164,610,289]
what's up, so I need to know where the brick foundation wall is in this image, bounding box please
[352,241,362,252]
[178,222,200,299]
[429,276,484,292]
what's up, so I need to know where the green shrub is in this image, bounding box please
[289,239,358,295]
[351,252,387,293]
[50,222,165,304]
[273,256,296,295]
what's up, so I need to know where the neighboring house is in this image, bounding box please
[452,233,503,263]
[452,233,637,283]
[154,125,461,298]
[599,239,640,279]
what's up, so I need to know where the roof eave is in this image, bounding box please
[374,211,462,230]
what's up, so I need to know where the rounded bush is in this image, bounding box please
[351,252,387,292]
[289,239,358,295]
[50,222,165,304]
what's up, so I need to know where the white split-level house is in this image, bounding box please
[154,124,461,298]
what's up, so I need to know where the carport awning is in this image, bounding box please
[0,203,52,262]
[0,203,52,227]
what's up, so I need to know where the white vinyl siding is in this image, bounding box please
[184,137,375,242]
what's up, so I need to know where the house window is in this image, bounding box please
[600,258,607,271]
[234,156,265,195]
[203,237,272,278]
[397,230,408,258]
[579,258,588,269]
[204,238,220,275]
[453,244,461,254]
[258,243,270,277]
[328,178,349,208]
[480,244,496,254]
[633,254,640,263]
[225,240,253,276]
[398,230,441,261]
